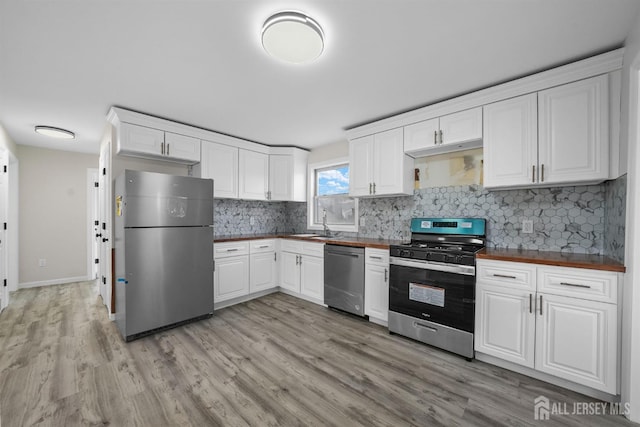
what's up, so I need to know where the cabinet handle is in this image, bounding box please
[258,245,269,249]
[493,273,516,279]
[161,142,165,155]
[434,130,438,145]
[373,183,376,194]
[438,130,443,144]
[226,248,239,252]
[384,268,388,282]
[369,183,372,194]
[167,143,170,156]
[529,293,533,314]
[539,295,543,315]
[369,256,382,260]
[541,164,544,182]
[274,252,277,262]
[532,165,536,183]
[560,281,591,289]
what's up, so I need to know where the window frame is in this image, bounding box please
[307,158,359,232]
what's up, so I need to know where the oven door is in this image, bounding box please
[389,257,475,332]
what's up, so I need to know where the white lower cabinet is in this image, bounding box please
[249,240,277,293]
[364,248,389,324]
[214,256,249,303]
[475,259,619,394]
[279,240,324,303]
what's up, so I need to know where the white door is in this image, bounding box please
[535,293,617,393]
[280,252,300,293]
[201,141,238,198]
[119,122,164,156]
[89,169,100,282]
[439,107,483,146]
[98,140,112,310]
[164,132,200,163]
[538,75,609,184]
[214,255,249,303]
[364,264,389,322]
[474,284,535,368]
[238,149,269,200]
[300,255,323,302]
[269,154,293,201]
[0,149,7,310]
[349,135,373,197]
[250,252,276,293]
[372,128,404,195]
[404,118,439,153]
[483,94,538,188]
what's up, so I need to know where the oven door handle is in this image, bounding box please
[390,257,476,276]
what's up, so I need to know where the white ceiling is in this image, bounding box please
[1,0,639,155]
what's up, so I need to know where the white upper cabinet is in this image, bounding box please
[538,75,609,185]
[197,141,239,198]
[403,108,483,157]
[268,150,307,202]
[483,94,538,188]
[117,122,200,164]
[349,128,412,197]
[484,75,609,189]
[238,149,269,200]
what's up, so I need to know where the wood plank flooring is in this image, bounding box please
[0,281,636,426]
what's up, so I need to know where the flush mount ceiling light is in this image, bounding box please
[262,11,325,64]
[34,125,75,139]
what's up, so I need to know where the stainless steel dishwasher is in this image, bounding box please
[324,244,366,317]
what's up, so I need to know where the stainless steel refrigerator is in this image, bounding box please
[114,170,214,341]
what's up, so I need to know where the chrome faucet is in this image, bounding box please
[322,209,331,237]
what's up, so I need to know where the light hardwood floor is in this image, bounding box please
[0,281,635,426]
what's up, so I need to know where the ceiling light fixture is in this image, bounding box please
[34,125,75,139]
[262,11,325,64]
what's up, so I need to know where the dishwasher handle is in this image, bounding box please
[326,251,361,258]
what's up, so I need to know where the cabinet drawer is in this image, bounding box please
[477,260,536,291]
[537,266,618,303]
[249,239,275,254]
[302,241,325,257]
[365,248,389,266]
[214,241,250,259]
[281,239,303,253]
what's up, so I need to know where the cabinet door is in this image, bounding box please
[475,284,535,368]
[538,75,609,184]
[269,154,293,201]
[164,132,200,163]
[238,150,269,200]
[535,293,617,393]
[300,255,324,302]
[200,141,238,198]
[439,107,483,146]
[250,252,276,293]
[349,135,373,197]
[119,123,164,156]
[483,94,538,188]
[404,118,439,153]
[214,255,249,303]
[364,263,388,322]
[372,128,410,196]
[280,252,301,293]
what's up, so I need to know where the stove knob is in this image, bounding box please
[401,250,410,257]
[409,251,414,258]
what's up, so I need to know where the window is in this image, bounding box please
[307,159,358,232]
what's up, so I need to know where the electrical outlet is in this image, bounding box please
[250,216,255,226]
[522,220,533,234]
[359,217,366,226]
[38,258,47,267]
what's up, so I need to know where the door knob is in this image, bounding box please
[102,238,109,243]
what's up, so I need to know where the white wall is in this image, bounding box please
[621,10,640,422]
[0,121,18,155]
[308,140,349,164]
[18,145,98,286]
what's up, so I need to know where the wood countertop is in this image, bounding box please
[214,234,406,250]
[477,248,626,273]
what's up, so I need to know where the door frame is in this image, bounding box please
[86,168,99,289]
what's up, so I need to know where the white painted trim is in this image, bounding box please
[345,48,625,140]
[8,153,18,293]
[307,157,359,233]
[19,276,90,289]
[107,107,310,155]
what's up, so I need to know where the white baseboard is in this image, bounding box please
[19,276,90,289]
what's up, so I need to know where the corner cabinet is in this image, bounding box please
[483,75,609,189]
[117,122,201,164]
[238,149,269,200]
[475,259,619,394]
[195,141,239,198]
[349,128,413,197]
